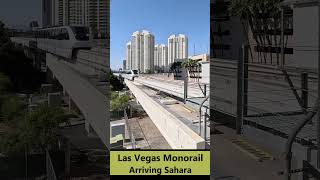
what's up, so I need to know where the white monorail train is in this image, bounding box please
[33,26,92,59]
[120,70,139,81]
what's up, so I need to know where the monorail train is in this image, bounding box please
[33,26,92,59]
[120,70,139,81]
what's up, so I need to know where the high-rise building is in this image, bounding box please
[126,41,132,70]
[154,44,168,72]
[49,0,67,26]
[42,0,66,27]
[44,0,109,38]
[123,60,126,70]
[154,44,160,72]
[168,34,188,66]
[42,0,52,27]
[86,0,109,38]
[131,31,140,71]
[68,0,86,25]
[130,30,155,73]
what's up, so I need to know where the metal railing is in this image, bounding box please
[199,96,210,141]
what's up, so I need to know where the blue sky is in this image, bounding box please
[110,0,210,70]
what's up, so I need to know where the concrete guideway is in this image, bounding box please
[77,49,109,72]
[125,79,206,149]
[47,53,109,148]
[137,80,211,139]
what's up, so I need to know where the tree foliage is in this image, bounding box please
[0,21,45,93]
[182,59,200,80]
[109,73,124,91]
[170,62,182,76]
[20,104,68,151]
[0,21,9,46]
[111,91,130,112]
[0,104,69,154]
[230,0,285,64]
[0,73,12,93]
[0,95,25,123]
[0,21,67,155]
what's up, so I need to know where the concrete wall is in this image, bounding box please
[289,4,319,70]
[125,79,205,149]
[200,62,210,84]
[46,53,109,148]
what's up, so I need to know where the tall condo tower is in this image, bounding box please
[168,34,188,65]
[130,30,155,73]
[154,44,168,72]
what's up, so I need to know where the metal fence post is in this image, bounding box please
[281,8,285,67]
[184,70,188,104]
[303,161,309,180]
[301,73,309,110]
[318,3,320,169]
[244,45,249,117]
[237,45,247,135]
[65,138,70,178]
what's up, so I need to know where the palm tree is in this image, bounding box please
[0,21,9,46]
[182,59,200,81]
[170,62,182,77]
[111,91,131,119]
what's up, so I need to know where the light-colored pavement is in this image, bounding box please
[211,127,284,180]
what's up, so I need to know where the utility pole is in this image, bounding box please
[281,8,285,67]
